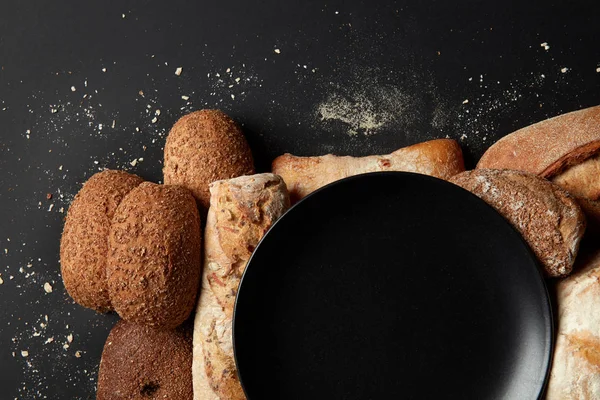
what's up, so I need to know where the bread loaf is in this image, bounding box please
[193,174,290,400]
[97,320,193,400]
[272,138,465,203]
[60,170,144,312]
[163,109,255,211]
[477,105,600,230]
[546,249,600,399]
[107,182,201,329]
[450,169,585,277]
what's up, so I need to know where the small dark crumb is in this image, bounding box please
[46,193,53,200]
[140,381,160,396]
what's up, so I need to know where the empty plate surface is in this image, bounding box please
[234,172,553,400]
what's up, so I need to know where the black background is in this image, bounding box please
[0,0,598,398]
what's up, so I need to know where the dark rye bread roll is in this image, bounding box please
[97,320,193,400]
[450,169,585,277]
[163,110,255,211]
[60,170,144,312]
[107,182,201,329]
[477,105,600,231]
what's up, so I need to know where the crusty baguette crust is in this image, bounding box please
[193,174,290,400]
[207,174,290,317]
[477,105,600,178]
[546,249,600,399]
[272,138,465,203]
[450,169,585,277]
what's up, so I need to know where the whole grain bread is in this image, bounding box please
[193,173,290,400]
[476,105,600,231]
[450,169,585,277]
[107,182,201,329]
[163,110,255,211]
[546,249,600,399]
[60,170,144,312]
[272,138,465,203]
[97,320,193,400]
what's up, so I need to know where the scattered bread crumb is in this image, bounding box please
[462,99,469,104]
[21,351,29,357]
[181,95,189,100]
[561,67,568,73]
[45,337,54,344]
[274,49,281,54]
[130,159,138,167]
[43,282,53,293]
[75,351,82,358]
[175,67,182,76]
[540,42,550,51]
[67,334,73,343]
[102,68,107,72]
[71,86,76,92]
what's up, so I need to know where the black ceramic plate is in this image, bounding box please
[233,172,553,400]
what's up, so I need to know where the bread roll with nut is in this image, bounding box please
[477,105,600,231]
[546,249,600,399]
[272,138,465,203]
[450,169,585,277]
[193,173,290,400]
[97,320,193,400]
[163,109,255,211]
[107,182,201,329]
[60,170,144,312]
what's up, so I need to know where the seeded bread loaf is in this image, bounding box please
[450,169,585,277]
[107,182,201,329]
[477,105,600,231]
[60,170,144,312]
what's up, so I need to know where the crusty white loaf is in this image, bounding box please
[193,173,290,400]
[272,138,465,203]
[546,249,600,399]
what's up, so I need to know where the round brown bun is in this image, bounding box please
[163,109,255,210]
[97,320,193,400]
[60,170,144,312]
[107,182,201,329]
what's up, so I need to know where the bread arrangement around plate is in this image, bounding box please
[57,104,600,399]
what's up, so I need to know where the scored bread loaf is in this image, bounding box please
[193,173,290,400]
[272,138,465,203]
[450,169,585,277]
[546,249,600,399]
[477,105,600,231]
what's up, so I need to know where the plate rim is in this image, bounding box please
[232,171,554,399]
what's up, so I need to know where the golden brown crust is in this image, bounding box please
[546,249,600,399]
[477,105,600,178]
[163,110,255,211]
[552,154,600,200]
[97,320,193,400]
[60,170,144,313]
[193,174,290,400]
[107,182,201,329]
[450,169,585,277]
[207,174,290,316]
[272,138,465,203]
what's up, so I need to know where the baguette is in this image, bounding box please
[193,174,290,400]
[450,169,585,277]
[546,249,600,399]
[477,105,600,230]
[272,138,465,203]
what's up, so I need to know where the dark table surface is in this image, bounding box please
[1,1,599,398]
